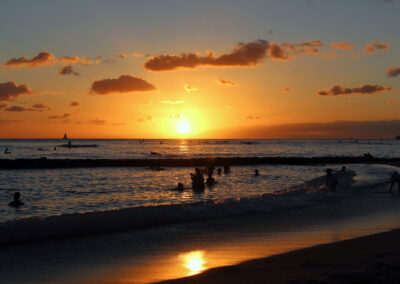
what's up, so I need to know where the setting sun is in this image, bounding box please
[176,121,190,134]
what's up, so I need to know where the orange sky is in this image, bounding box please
[0,1,399,139]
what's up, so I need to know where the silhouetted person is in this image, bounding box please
[326,169,338,192]
[224,165,231,174]
[364,152,373,159]
[173,183,184,191]
[68,140,72,149]
[54,147,57,151]
[389,171,400,193]
[254,169,259,176]
[217,168,222,175]
[4,147,10,154]
[207,164,215,176]
[191,168,205,191]
[206,172,216,187]
[341,166,346,172]
[8,192,24,208]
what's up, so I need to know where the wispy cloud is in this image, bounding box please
[160,100,185,104]
[49,113,71,119]
[184,84,199,93]
[216,78,237,86]
[318,84,392,96]
[364,40,390,54]
[58,65,79,76]
[386,66,400,77]
[138,115,152,122]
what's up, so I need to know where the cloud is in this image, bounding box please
[3,51,95,69]
[0,81,34,101]
[282,87,290,92]
[330,42,354,50]
[364,40,390,54]
[90,74,156,95]
[318,84,392,96]
[246,115,260,119]
[160,100,185,104]
[32,103,50,111]
[268,40,324,61]
[58,65,79,76]
[386,66,400,77]
[138,115,152,122]
[4,105,45,112]
[184,84,199,93]
[70,101,79,107]
[49,113,71,119]
[144,40,270,71]
[216,78,237,86]
[0,119,21,124]
[90,119,107,125]
[388,99,398,104]
[203,120,400,139]
[116,53,127,58]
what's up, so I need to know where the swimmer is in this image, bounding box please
[217,168,222,175]
[8,192,24,208]
[173,183,184,191]
[224,165,231,174]
[254,169,259,176]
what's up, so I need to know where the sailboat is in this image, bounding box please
[63,133,68,140]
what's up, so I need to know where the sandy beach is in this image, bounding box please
[158,228,400,283]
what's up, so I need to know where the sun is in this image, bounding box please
[176,121,190,134]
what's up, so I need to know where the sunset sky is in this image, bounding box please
[0,0,399,139]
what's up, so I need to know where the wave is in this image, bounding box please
[0,172,355,245]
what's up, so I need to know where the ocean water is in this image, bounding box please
[0,139,399,159]
[0,139,399,244]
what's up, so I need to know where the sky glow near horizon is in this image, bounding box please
[0,0,399,139]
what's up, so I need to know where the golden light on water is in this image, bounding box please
[179,250,206,275]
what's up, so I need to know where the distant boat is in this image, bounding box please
[63,133,68,140]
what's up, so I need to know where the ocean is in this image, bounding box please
[0,139,399,244]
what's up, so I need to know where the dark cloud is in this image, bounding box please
[216,78,237,86]
[4,105,45,112]
[3,51,95,69]
[330,42,354,50]
[49,113,71,119]
[204,120,400,139]
[70,101,79,107]
[58,65,79,76]
[386,66,400,77]
[0,81,34,101]
[90,119,107,125]
[144,40,270,71]
[90,75,156,95]
[364,40,390,54]
[282,87,291,92]
[318,84,392,96]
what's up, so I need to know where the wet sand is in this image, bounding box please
[158,228,400,284]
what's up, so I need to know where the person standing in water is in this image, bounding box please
[8,192,24,208]
[389,171,400,192]
[326,169,338,192]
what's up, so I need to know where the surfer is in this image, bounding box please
[8,192,24,208]
[254,169,259,176]
[4,147,10,154]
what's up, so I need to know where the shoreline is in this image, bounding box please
[1,156,400,169]
[157,228,400,283]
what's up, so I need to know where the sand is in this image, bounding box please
[158,228,400,283]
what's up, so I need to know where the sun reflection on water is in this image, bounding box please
[179,250,206,275]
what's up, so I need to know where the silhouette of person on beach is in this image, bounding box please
[326,169,338,192]
[191,168,205,191]
[8,192,24,208]
[254,169,259,176]
[224,165,231,174]
[68,140,72,149]
[389,171,400,193]
[4,147,10,154]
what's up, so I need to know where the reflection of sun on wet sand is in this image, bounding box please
[179,250,207,275]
